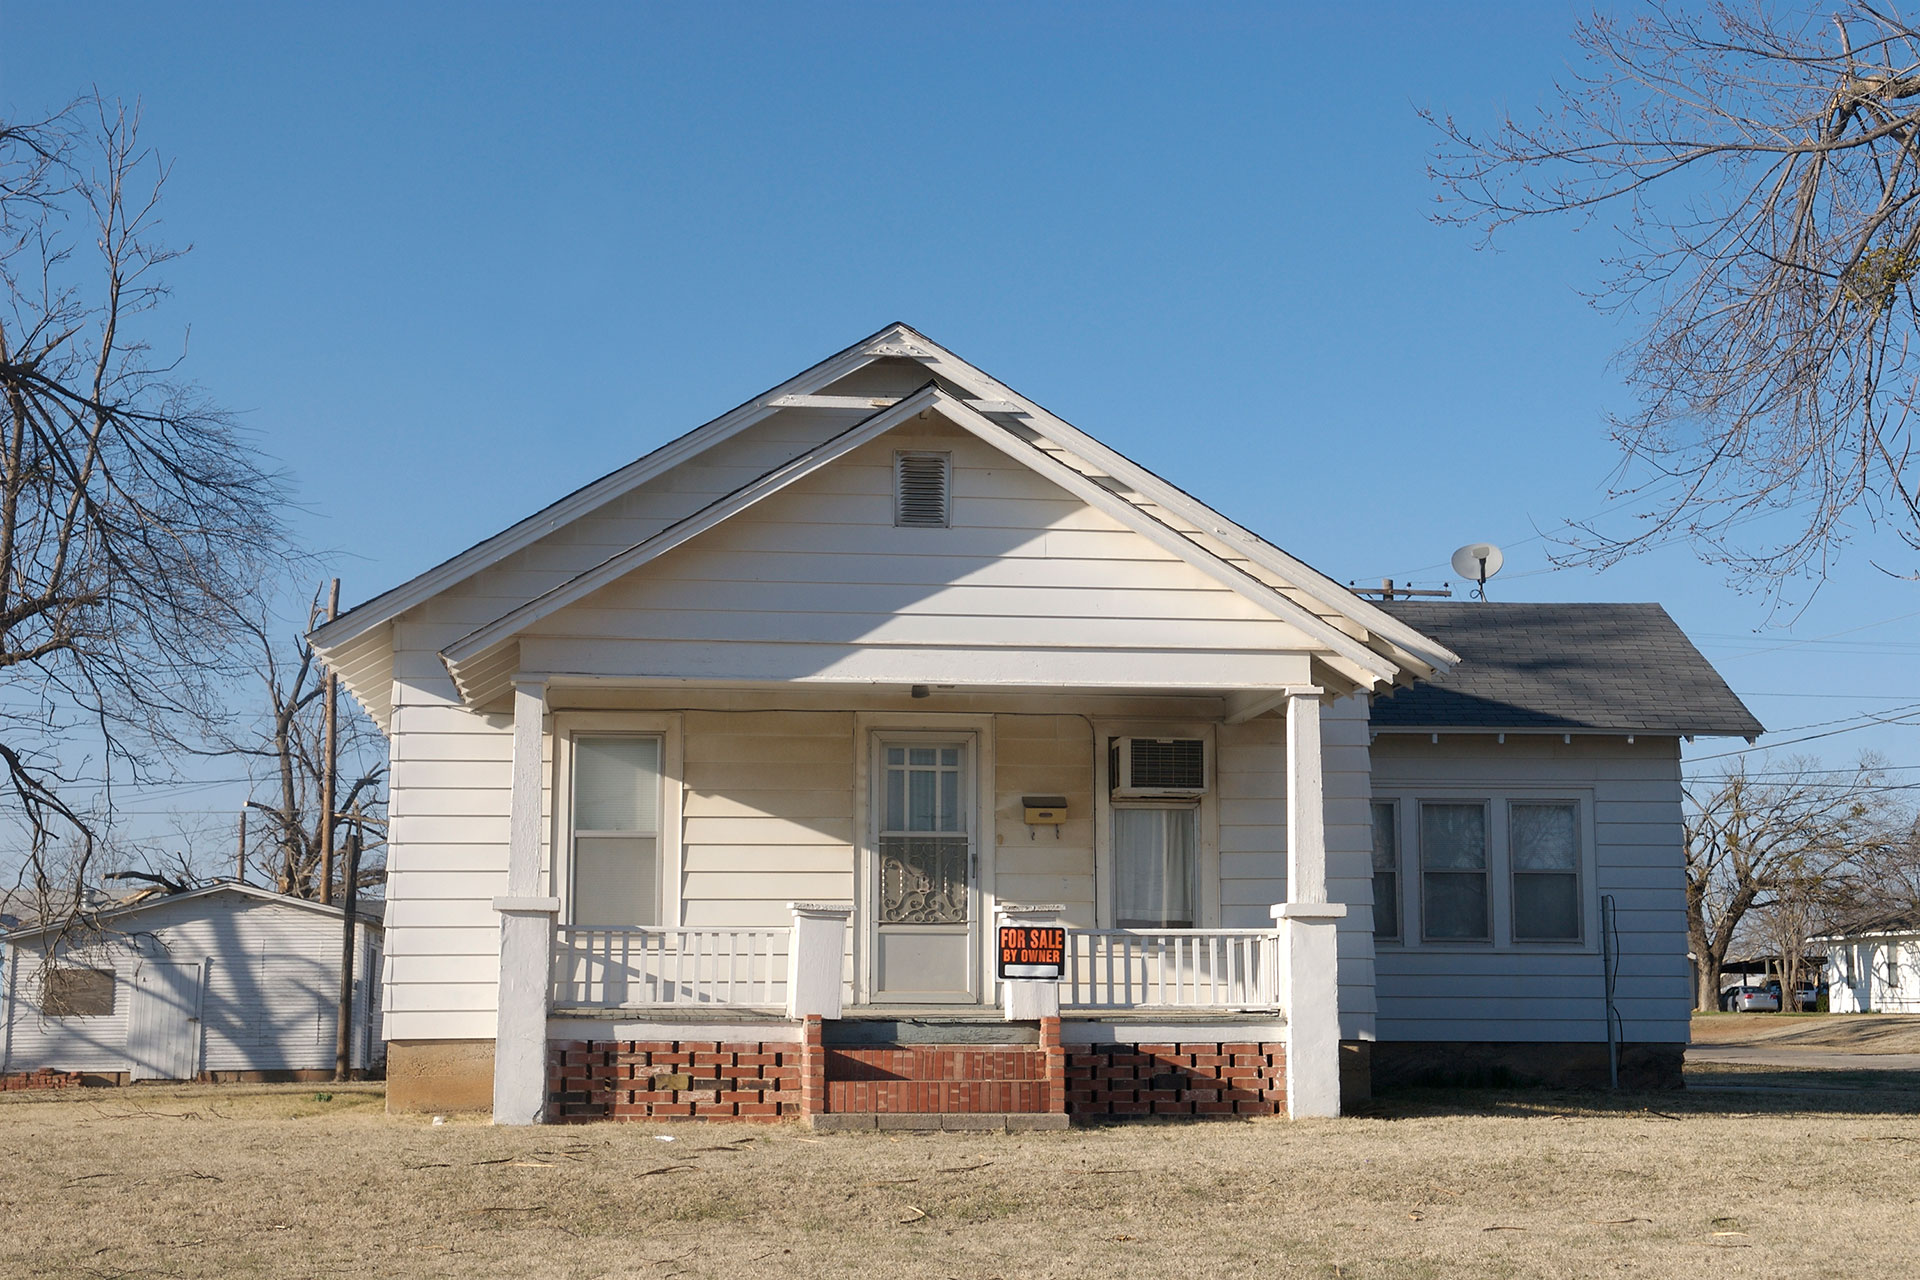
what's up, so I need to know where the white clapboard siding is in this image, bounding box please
[994,716,1096,925]
[1368,733,1692,1045]
[521,430,1322,658]
[1,890,382,1075]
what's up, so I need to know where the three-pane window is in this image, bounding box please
[1375,794,1588,947]
[570,735,663,928]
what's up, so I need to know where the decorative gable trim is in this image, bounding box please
[438,388,1401,707]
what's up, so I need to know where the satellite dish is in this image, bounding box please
[1450,543,1504,599]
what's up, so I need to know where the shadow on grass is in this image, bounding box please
[1356,1065,1920,1122]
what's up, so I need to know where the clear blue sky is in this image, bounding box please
[7,1,1917,837]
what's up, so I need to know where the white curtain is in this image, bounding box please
[1113,807,1196,928]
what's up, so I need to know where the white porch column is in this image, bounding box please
[1285,688,1327,904]
[493,679,558,1126]
[1279,687,1346,1119]
[787,902,853,1020]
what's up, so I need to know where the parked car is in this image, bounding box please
[1762,979,1821,1012]
[1722,985,1781,1012]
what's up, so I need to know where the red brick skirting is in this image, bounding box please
[548,1021,1285,1123]
[1064,1040,1288,1117]
[547,1039,806,1123]
[2,1068,83,1091]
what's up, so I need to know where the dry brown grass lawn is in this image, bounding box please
[1689,1012,1920,1052]
[3,1070,1916,1279]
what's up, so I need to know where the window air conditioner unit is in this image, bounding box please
[1111,737,1207,798]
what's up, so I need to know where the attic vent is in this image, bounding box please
[1112,737,1207,797]
[895,451,951,527]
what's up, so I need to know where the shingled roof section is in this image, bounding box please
[1369,602,1763,738]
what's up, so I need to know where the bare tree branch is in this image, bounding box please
[1428,2,1920,597]
[0,95,288,934]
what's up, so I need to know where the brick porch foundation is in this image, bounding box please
[548,1018,1283,1122]
[1063,1040,1288,1117]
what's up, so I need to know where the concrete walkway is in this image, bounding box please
[1687,1045,1920,1071]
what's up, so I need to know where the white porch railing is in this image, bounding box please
[552,926,791,1009]
[1060,928,1284,1011]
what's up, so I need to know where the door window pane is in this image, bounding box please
[1113,807,1196,929]
[1371,801,1400,941]
[1511,802,1581,941]
[881,741,965,834]
[878,739,971,924]
[1421,802,1488,941]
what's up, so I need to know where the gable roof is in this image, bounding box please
[438,386,1410,705]
[312,324,1458,720]
[2,881,381,943]
[1367,602,1763,738]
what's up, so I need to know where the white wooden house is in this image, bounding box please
[1818,914,1920,1014]
[308,324,1759,1126]
[0,883,384,1083]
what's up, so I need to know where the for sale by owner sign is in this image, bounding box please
[997,925,1066,980]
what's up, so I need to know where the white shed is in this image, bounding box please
[0,882,383,1083]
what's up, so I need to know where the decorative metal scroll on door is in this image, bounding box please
[878,743,969,925]
[879,836,970,924]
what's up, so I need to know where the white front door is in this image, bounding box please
[127,960,202,1081]
[870,735,978,1003]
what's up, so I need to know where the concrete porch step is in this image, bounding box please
[809,1111,1070,1132]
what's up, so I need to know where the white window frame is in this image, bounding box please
[1093,721,1220,930]
[1370,786,1598,953]
[552,712,685,928]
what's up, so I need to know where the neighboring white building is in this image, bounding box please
[1819,915,1920,1014]
[1,883,384,1082]
[307,324,1760,1125]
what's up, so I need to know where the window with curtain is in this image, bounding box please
[1113,806,1196,929]
[1420,801,1489,942]
[1371,801,1400,942]
[571,735,663,928]
[1510,801,1581,941]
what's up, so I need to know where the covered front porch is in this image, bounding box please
[487,675,1353,1125]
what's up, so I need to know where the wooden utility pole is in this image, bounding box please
[319,578,340,905]
[334,807,363,1082]
[235,810,247,884]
